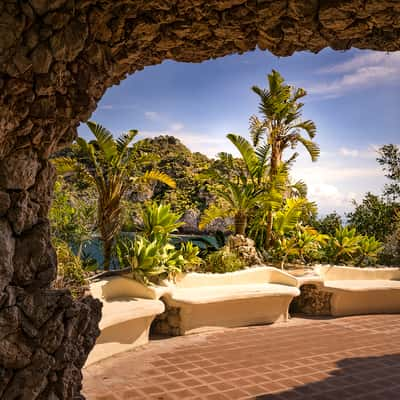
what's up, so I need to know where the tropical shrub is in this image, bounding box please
[53,240,87,298]
[277,226,328,268]
[204,248,245,273]
[141,202,183,243]
[347,192,396,242]
[323,227,362,265]
[377,144,400,201]
[355,236,385,266]
[379,223,400,266]
[311,212,343,236]
[322,227,384,266]
[116,203,202,284]
[49,179,96,256]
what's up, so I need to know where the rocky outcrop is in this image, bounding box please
[227,234,263,265]
[1,0,400,398]
[180,209,201,234]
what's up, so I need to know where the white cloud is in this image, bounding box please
[318,52,392,74]
[170,122,184,132]
[291,145,385,214]
[307,182,359,214]
[338,146,377,158]
[309,51,400,98]
[339,147,359,157]
[144,111,160,120]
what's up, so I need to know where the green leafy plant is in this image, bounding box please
[273,226,328,269]
[204,248,246,273]
[49,180,96,257]
[53,240,87,298]
[116,202,202,284]
[377,144,400,201]
[356,236,384,266]
[141,203,183,243]
[116,236,166,284]
[322,227,385,267]
[323,227,362,265]
[347,192,396,242]
[178,241,203,272]
[311,212,343,236]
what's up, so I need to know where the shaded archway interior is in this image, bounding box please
[1,1,400,398]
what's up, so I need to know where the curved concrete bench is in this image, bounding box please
[86,276,168,365]
[162,266,300,335]
[316,265,400,316]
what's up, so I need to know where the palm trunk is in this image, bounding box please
[265,143,282,249]
[265,212,274,248]
[98,201,121,271]
[234,213,247,236]
[102,239,112,271]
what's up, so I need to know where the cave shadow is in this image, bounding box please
[256,353,400,399]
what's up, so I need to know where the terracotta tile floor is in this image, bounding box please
[83,315,400,399]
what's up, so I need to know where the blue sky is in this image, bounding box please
[79,48,400,216]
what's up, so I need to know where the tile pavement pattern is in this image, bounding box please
[83,315,400,399]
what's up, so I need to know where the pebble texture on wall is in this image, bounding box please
[1,0,400,398]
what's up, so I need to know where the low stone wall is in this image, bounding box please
[290,284,332,316]
[151,302,181,337]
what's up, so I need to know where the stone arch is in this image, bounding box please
[1,1,400,398]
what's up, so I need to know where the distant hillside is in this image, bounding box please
[132,136,230,233]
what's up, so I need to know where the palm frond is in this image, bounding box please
[199,204,231,231]
[227,134,258,179]
[86,121,117,161]
[139,170,176,188]
[249,115,265,147]
[52,156,79,175]
[293,120,317,139]
[291,180,308,198]
[296,136,320,161]
[116,129,138,156]
[273,198,307,235]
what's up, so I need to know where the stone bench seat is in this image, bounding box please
[324,279,400,292]
[315,266,400,317]
[162,266,300,335]
[99,297,164,330]
[86,276,168,366]
[169,283,299,304]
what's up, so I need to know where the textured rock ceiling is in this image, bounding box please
[1,1,400,398]
[1,0,400,154]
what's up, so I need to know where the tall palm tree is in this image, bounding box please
[55,121,175,270]
[199,134,284,235]
[249,70,320,247]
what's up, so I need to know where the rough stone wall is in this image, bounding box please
[151,302,181,337]
[0,153,101,399]
[1,0,400,398]
[290,284,332,315]
[0,155,102,399]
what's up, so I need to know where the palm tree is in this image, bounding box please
[55,121,175,270]
[199,134,284,235]
[249,70,320,247]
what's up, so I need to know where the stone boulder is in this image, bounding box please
[180,209,200,233]
[227,234,263,266]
